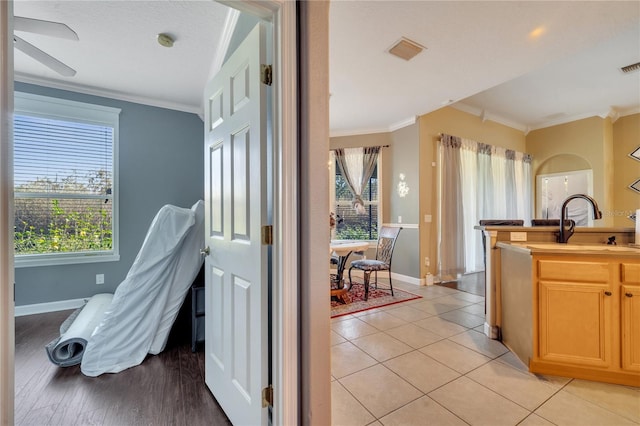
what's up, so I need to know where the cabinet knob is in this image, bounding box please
[625,292,633,298]
[604,291,612,296]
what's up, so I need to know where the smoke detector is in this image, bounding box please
[388,37,426,61]
[157,33,175,48]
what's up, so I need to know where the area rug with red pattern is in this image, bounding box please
[330,281,422,318]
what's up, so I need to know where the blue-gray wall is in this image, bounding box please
[14,82,204,306]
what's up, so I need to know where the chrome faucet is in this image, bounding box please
[558,194,603,243]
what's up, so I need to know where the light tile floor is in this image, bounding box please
[331,280,640,426]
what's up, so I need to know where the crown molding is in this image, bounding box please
[528,107,640,131]
[330,127,391,138]
[450,102,528,132]
[330,115,417,138]
[14,73,201,115]
[452,101,640,133]
[388,115,417,132]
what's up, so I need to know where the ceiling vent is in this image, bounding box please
[621,62,640,73]
[388,37,426,61]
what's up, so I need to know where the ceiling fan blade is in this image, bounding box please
[14,35,76,77]
[14,16,79,41]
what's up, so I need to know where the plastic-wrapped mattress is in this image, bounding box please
[80,201,204,376]
[45,293,113,367]
[39,200,203,376]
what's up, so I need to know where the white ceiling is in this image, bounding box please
[329,1,640,135]
[12,1,640,135]
[13,0,235,114]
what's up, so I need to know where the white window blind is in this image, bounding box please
[14,92,120,267]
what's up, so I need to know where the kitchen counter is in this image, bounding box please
[476,225,635,339]
[498,241,640,386]
[496,241,640,257]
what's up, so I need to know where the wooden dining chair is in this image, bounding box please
[348,226,402,301]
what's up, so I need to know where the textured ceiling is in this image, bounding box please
[13,0,234,113]
[329,1,640,135]
[12,1,640,134]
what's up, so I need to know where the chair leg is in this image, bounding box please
[348,267,353,288]
[363,271,371,301]
[388,270,394,296]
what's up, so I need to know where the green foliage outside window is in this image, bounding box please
[14,199,112,254]
[14,171,113,255]
[333,166,378,240]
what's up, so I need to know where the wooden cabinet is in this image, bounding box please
[621,263,640,373]
[538,280,612,368]
[531,256,640,386]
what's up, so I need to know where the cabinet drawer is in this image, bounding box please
[621,263,640,284]
[538,260,609,282]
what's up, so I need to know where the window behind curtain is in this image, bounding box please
[14,92,120,267]
[332,159,379,240]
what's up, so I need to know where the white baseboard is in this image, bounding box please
[15,298,87,317]
[484,322,500,340]
[331,268,422,286]
[390,272,422,286]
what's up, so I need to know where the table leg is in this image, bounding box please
[331,251,353,303]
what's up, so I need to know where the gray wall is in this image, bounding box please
[386,123,420,278]
[14,82,204,306]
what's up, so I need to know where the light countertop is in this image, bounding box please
[497,241,640,257]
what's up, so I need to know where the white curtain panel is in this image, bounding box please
[438,136,465,278]
[342,147,366,214]
[460,139,483,272]
[343,147,364,194]
[490,146,508,219]
[438,134,533,275]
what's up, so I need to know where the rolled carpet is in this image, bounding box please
[45,293,114,367]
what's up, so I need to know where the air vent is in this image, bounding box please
[621,62,640,73]
[388,37,426,61]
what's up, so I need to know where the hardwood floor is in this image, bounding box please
[14,310,231,426]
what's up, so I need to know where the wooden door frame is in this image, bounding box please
[0,0,15,424]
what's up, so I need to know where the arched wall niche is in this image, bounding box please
[535,153,592,176]
[535,154,594,225]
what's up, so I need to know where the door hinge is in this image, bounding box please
[262,225,273,245]
[261,64,272,86]
[262,385,274,408]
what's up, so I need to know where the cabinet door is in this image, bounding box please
[538,281,612,367]
[621,284,640,372]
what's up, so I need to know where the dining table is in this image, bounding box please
[329,241,370,302]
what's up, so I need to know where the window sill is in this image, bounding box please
[14,253,120,268]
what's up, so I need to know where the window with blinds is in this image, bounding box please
[14,92,120,267]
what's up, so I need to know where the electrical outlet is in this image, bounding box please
[424,257,430,267]
[96,274,104,285]
[424,214,432,223]
[510,232,527,242]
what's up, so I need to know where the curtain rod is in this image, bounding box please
[329,145,389,151]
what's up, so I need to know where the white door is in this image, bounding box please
[203,22,270,426]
